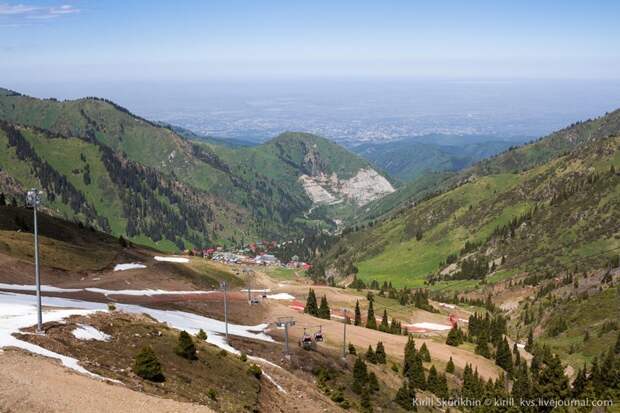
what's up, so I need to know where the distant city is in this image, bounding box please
[16,78,620,145]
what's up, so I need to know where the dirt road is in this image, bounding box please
[0,350,214,413]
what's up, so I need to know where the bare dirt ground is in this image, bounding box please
[0,351,214,413]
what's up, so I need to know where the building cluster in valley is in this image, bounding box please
[182,240,313,270]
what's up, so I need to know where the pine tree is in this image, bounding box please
[379,309,389,331]
[533,354,570,410]
[419,342,431,362]
[475,329,490,358]
[513,342,521,366]
[511,362,531,401]
[175,330,197,360]
[615,331,620,354]
[366,345,377,364]
[304,288,319,316]
[437,373,449,399]
[0,193,5,206]
[133,345,164,381]
[495,337,513,374]
[525,328,534,352]
[352,357,368,394]
[360,386,373,413]
[446,326,462,346]
[409,353,426,390]
[318,295,331,319]
[375,341,386,364]
[366,300,377,329]
[446,356,455,373]
[348,343,357,355]
[354,300,362,326]
[403,336,417,377]
[571,363,588,397]
[426,365,439,394]
[395,380,415,410]
[368,371,380,393]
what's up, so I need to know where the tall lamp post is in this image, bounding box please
[26,188,43,333]
[220,281,229,343]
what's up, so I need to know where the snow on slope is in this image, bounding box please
[0,284,213,297]
[154,256,190,263]
[72,324,111,341]
[113,263,147,271]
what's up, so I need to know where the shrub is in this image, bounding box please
[348,343,357,355]
[207,388,217,400]
[247,364,262,379]
[219,349,228,357]
[175,330,197,360]
[196,329,208,340]
[239,352,248,362]
[133,346,164,382]
[107,302,116,311]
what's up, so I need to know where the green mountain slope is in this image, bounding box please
[357,109,620,225]
[321,112,620,289]
[0,88,394,248]
[352,138,514,182]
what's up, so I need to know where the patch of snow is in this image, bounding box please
[410,322,452,331]
[266,293,295,300]
[438,302,456,309]
[0,292,274,365]
[84,288,214,297]
[0,284,213,297]
[154,256,189,263]
[240,288,271,293]
[0,283,81,293]
[0,300,120,383]
[72,324,111,341]
[262,371,287,393]
[113,263,146,272]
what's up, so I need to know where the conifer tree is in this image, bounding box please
[475,329,490,358]
[571,363,588,398]
[525,328,534,352]
[408,353,426,390]
[352,357,368,394]
[175,330,197,360]
[495,337,513,374]
[354,300,362,326]
[403,336,417,377]
[379,309,389,331]
[318,295,331,319]
[511,362,531,401]
[366,300,377,329]
[446,356,455,373]
[615,331,620,354]
[446,326,463,346]
[0,193,5,206]
[437,373,449,399]
[375,341,386,364]
[426,365,439,394]
[368,371,380,393]
[304,288,319,316]
[419,342,431,362]
[348,343,357,355]
[395,380,415,410]
[133,345,164,382]
[360,386,372,412]
[533,354,570,409]
[366,345,377,364]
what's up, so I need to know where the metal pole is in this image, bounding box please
[221,281,229,343]
[342,308,347,358]
[33,199,42,333]
[284,323,290,354]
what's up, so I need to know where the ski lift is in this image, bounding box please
[300,328,314,350]
[313,326,324,342]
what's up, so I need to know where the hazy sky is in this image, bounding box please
[2,0,620,85]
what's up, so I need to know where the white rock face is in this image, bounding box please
[299,168,394,206]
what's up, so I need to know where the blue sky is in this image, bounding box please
[1,0,620,84]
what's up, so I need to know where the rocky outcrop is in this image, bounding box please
[299,168,394,207]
